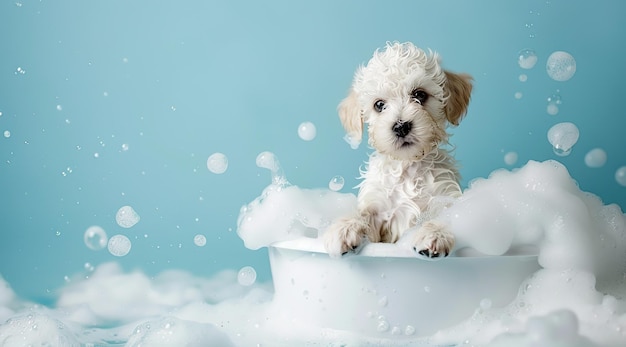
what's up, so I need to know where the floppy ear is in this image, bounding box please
[443,71,473,126]
[338,88,363,143]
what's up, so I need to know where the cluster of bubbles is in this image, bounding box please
[116,205,140,228]
[298,121,317,141]
[237,266,257,286]
[547,122,579,157]
[206,152,228,174]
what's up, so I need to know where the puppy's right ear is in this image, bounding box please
[338,89,363,147]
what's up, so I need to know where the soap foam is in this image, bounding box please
[0,159,625,346]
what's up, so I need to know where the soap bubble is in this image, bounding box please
[518,49,538,69]
[237,266,257,286]
[3,130,10,138]
[547,122,579,156]
[298,122,316,141]
[206,152,228,174]
[107,234,132,257]
[328,175,345,191]
[546,51,576,81]
[343,132,361,149]
[518,74,528,82]
[116,205,140,228]
[546,94,562,115]
[83,226,108,251]
[616,166,626,187]
[504,152,518,166]
[584,148,607,168]
[193,234,207,247]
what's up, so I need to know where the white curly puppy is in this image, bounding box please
[324,42,472,258]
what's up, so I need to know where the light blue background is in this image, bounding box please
[1,0,625,301]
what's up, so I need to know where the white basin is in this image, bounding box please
[268,238,540,338]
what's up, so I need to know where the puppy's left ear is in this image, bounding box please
[444,71,473,126]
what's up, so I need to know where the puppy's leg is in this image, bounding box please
[413,220,455,259]
[323,216,370,258]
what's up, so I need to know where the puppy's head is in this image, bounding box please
[339,42,472,160]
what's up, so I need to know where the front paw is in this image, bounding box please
[323,217,369,258]
[413,220,455,259]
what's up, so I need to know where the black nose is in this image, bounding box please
[392,121,412,138]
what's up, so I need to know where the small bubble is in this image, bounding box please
[83,262,94,272]
[3,130,10,138]
[298,121,317,141]
[480,298,493,310]
[328,175,345,191]
[93,152,99,158]
[193,234,207,247]
[518,74,528,82]
[237,266,257,286]
[424,286,431,293]
[55,230,61,236]
[546,94,562,115]
[504,151,518,166]
[84,226,108,251]
[207,152,228,174]
[121,143,129,151]
[518,49,538,69]
[107,234,132,257]
[584,148,607,168]
[378,296,388,307]
[615,166,626,187]
[56,105,63,111]
[116,205,140,228]
[547,122,579,157]
[546,51,576,81]
[377,319,390,332]
[405,325,416,336]
[514,92,523,99]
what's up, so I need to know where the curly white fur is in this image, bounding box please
[324,42,472,258]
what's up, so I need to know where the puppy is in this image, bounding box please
[324,42,472,258]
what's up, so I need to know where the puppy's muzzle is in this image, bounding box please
[393,121,413,138]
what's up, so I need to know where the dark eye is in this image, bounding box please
[412,89,428,104]
[374,100,386,112]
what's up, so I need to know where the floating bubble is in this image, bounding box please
[616,166,626,187]
[343,132,361,149]
[298,122,316,141]
[546,51,576,81]
[84,226,108,251]
[518,49,538,69]
[108,234,132,257]
[547,122,579,157]
[514,92,523,100]
[584,148,607,168]
[518,74,528,82]
[504,152,518,166]
[3,130,10,138]
[193,234,207,247]
[328,175,345,191]
[121,143,129,151]
[546,94,562,115]
[116,205,140,228]
[237,266,257,286]
[256,151,285,185]
[206,152,228,174]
